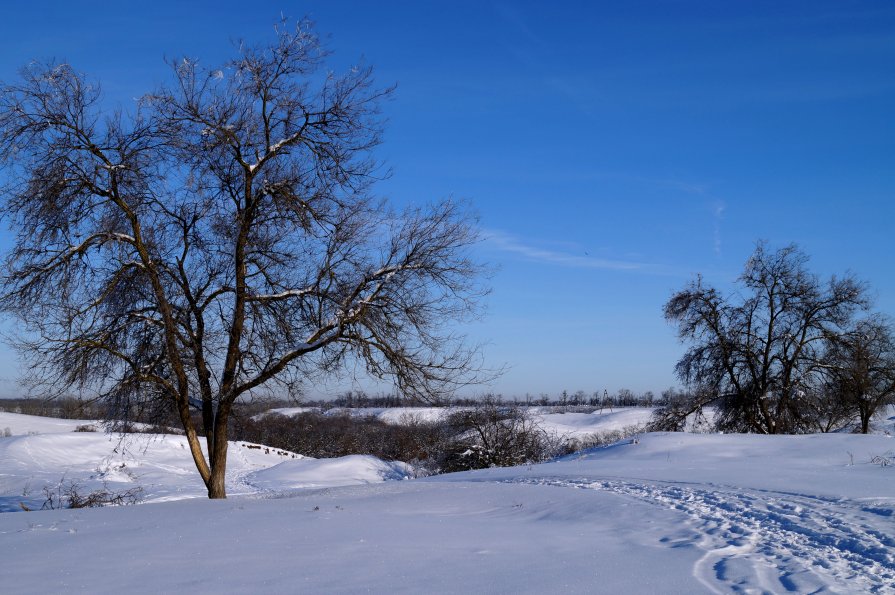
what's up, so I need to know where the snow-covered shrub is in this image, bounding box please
[439,399,565,472]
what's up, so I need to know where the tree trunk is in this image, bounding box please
[206,407,231,498]
[207,463,227,499]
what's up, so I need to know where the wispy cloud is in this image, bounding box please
[654,180,724,259]
[712,200,725,257]
[483,229,646,271]
[661,179,711,196]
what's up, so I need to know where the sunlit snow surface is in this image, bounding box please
[257,405,657,437]
[1,410,894,593]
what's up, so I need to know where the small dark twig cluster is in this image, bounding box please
[39,478,143,510]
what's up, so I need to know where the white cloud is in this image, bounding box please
[483,229,645,271]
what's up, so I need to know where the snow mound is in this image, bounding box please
[247,454,412,492]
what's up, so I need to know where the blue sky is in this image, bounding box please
[1,1,893,398]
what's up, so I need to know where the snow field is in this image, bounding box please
[1,412,894,593]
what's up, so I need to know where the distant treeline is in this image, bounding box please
[0,397,104,420]
[322,388,664,409]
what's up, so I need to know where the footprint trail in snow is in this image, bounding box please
[510,477,895,593]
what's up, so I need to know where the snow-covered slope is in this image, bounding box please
[258,405,458,424]
[0,412,409,512]
[0,411,100,435]
[1,412,894,593]
[534,407,654,437]
[253,406,321,419]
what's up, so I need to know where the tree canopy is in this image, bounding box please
[0,20,488,497]
[660,242,893,434]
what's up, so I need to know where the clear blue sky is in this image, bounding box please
[1,1,893,399]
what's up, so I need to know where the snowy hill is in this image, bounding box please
[257,405,657,437]
[0,412,410,512]
[0,411,101,435]
[534,407,654,437]
[1,411,894,593]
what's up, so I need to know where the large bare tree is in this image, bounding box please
[662,243,868,434]
[0,21,487,498]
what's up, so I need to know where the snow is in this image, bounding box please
[254,406,321,419]
[1,411,894,593]
[248,455,411,492]
[0,430,303,511]
[0,411,100,435]
[257,405,458,424]
[258,405,656,434]
[534,407,655,437]
[0,414,412,512]
[368,406,455,424]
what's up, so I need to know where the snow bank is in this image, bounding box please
[248,454,411,492]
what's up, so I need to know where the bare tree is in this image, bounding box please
[822,316,895,434]
[0,21,488,498]
[663,243,868,434]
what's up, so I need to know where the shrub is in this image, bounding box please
[438,400,568,472]
[39,478,143,510]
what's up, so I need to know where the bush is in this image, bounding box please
[438,400,568,472]
[231,411,452,470]
[37,478,143,510]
